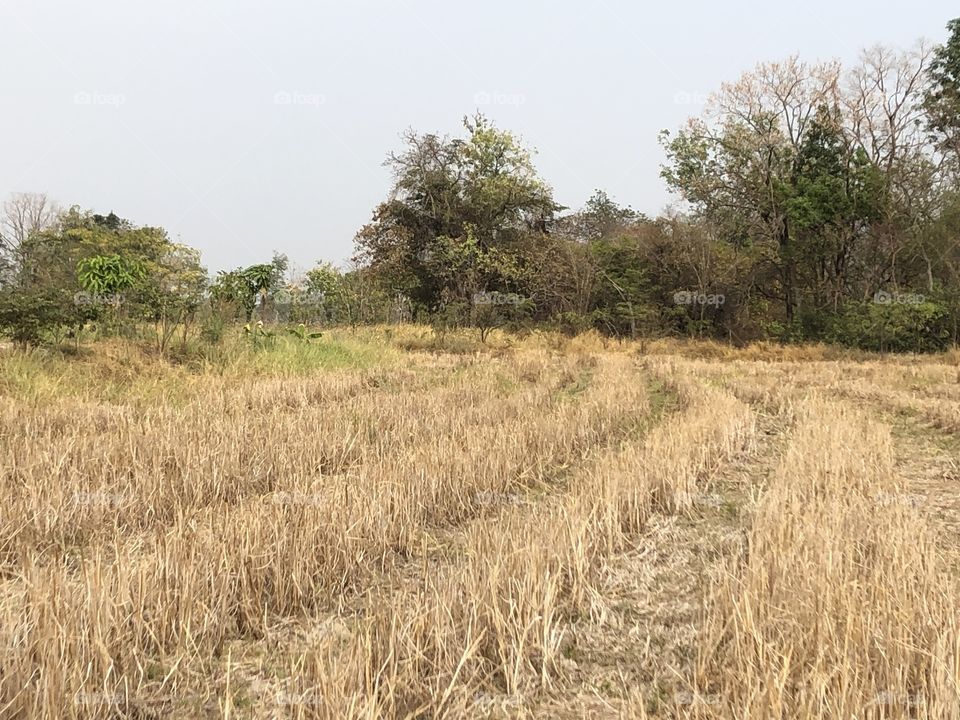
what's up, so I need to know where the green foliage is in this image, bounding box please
[210,269,257,320]
[926,18,960,162]
[76,254,145,297]
[355,113,558,312]
[287,323,324,342]
[211,255,286,322]
[825,300,952,353]
[243,320,275,350]
[0,286,80,345]
[7,20,960,357]
[304,262,341,299]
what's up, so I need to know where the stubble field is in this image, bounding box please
[1,327,959,719]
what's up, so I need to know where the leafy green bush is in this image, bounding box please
[825,299,952,353]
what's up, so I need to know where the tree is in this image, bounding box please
[570,189,642,243]
[210,269,257,321]
[926,18,960,168]
[301,262,344,323]
[76,254,144,299]
[0,192,59,262]
[0,286,80,346]
[142,245,207,353]
[76,254,146,335]
[661,57,842,325]
[660,48,936,341]
[211,254,287,323]
[355,114,560,315]
[0,206,210,348]
[243,264,277,319]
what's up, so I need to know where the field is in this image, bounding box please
[2,327,960,719]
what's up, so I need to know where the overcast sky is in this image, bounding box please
[1,0,956,274]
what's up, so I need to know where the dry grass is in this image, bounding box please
[688,398,959,718]
[0,328,958,718]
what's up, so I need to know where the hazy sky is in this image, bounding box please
[1,1,956,274]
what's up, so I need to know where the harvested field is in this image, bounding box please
[1,328,959,718]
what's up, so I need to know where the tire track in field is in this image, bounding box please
[844,399,960,575]
[212,357,678,718]
[515,367,787,719]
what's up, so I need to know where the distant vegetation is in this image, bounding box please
[2,18,959,353]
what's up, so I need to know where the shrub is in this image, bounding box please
[825,299,952,353]
[0,287,82,345]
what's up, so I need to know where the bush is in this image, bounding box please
[825,299,952,353]
[0,287,82,345]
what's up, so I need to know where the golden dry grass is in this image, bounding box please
[0,327,958,718]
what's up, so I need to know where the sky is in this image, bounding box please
[1,0,956,275]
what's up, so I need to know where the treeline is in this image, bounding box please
[0,201,395,351]
[355,19,960,352]
[1,18,959,352]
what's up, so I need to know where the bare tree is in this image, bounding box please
[667,58,840,321]
[1,192,60,257]
[845,43,933,172]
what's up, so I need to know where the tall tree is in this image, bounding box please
[661,57,842,323]
[926,18,960,171]
[355,114,559,312]
[0,192,59,272]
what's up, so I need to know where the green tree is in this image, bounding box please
[926,18,960,166]
[141,245,207,353]
[75,254,144,337]
[355,114,559,314]
[76,254,144,299]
